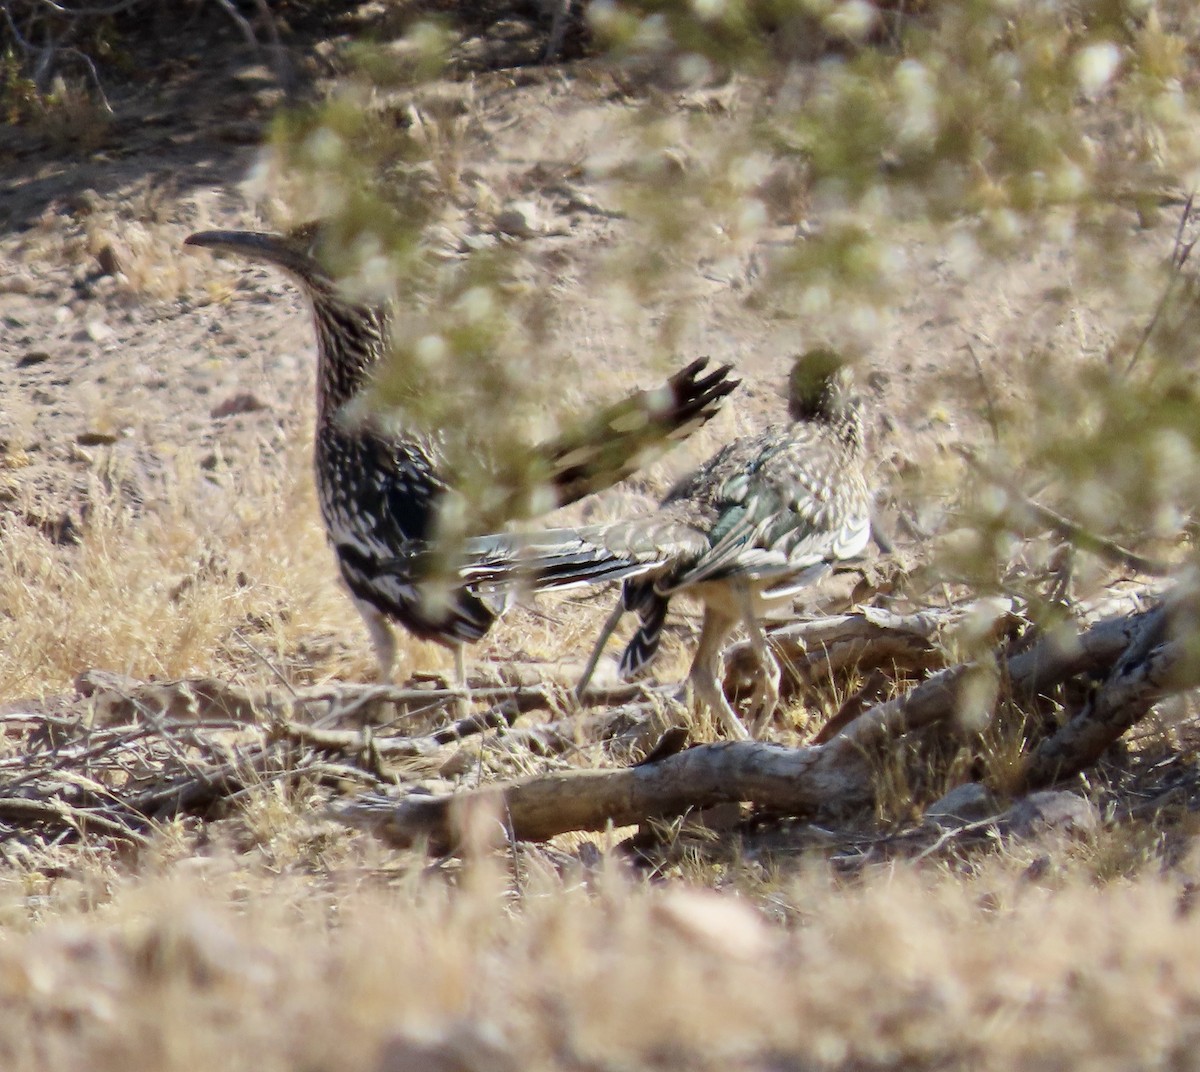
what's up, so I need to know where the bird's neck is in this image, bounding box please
[830,396,865,453]
[311,298,388,419]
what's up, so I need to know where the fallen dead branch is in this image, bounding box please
[831,595,1163,747]
[75,668,645,730]
[331,580,1200,851]
[0,795,151,846]
[2,578,1195,856]
[1020,596,1199,790]
[0,663,660,848]
[330,738,876,851]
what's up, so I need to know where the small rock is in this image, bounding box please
[95,244,122,277]
[376,1022,516,1072]
[1022,854,1053,882]
[16,351,51,369]
[76,430,118,446]
[460,232,498,252]
[438,747,478,779]
[650,887,773,962]
[1002,790,1098,840]
[67,188,103,215]
[25,510,81,546]
[210,392,268,419]
[84,320,114,343]
[493,201,543,239]
[925,782,996,826]
[0,273,37,296]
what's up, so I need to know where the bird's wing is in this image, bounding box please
[663,425,871,591]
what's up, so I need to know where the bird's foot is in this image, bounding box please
[688,676,751,741]
[746,650,782,740]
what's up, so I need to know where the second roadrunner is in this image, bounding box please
[185,225,738,684]
[576,349,871,740]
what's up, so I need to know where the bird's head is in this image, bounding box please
[186,223,389,410]
[787,348,855,422]
[185,222,334,296]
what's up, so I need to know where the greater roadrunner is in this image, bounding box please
[185,225,738,683]
[576,349,871,740]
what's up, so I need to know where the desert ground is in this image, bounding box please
[3,2,1200,1069]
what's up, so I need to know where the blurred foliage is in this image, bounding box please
[258,0,1200,585]
[14,0,1200,585]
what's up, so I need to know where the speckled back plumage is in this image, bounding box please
[599,355,871,678]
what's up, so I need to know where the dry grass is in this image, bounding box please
[3,260,1194,1072]
[7,182,205,302]
[0,833,1197,1072]
[0,438,452,699]
[1,468,1197,1072]
[8,421,1196,1069]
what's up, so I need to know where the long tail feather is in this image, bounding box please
[618,591,670,678]
[540,357,738,508]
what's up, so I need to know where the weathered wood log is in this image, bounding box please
[330,738,875,850]
[723,600,1015,696]
[834,600,1163,744]
[1020,601,1200,790]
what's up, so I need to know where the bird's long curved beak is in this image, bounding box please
[185,229,315,279]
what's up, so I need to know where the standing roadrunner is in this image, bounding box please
[185,225,738,684]
[576,349,871,740]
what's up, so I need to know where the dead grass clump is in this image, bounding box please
[8,186,207,301]
[0,440,442,700]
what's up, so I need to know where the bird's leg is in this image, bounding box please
[688,605,748,741]
[575,599,627,699]
[738,586,781,740]
[451,642,470,717]
[453,643,467,688]
[355,598,398,683]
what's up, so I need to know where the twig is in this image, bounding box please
[1125,192,1197,376]
[35,0,144,15]
[957,446,1173,576]
[275,720,439,759]
[210,0,296,96]
[0,796,150,845]
[543,0,573,63]
[1,1,113,108]
[209,0,256,50]
[250,0,296,97]
[964,341,1000,445]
